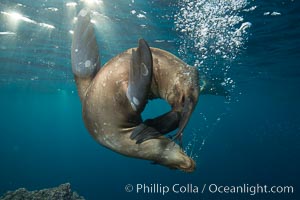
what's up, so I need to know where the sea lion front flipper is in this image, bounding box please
[127,39,153,113]
[130,111,180,144]
[130,124,161,144]
[144,111,180,134]
[172,97,194,146]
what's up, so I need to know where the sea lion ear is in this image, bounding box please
[127,39,153,113]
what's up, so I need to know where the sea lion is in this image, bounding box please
[71,9,199,172]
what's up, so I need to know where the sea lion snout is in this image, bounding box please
[179,156,196,173]
[171,150,196,173]
[154,143,196,172]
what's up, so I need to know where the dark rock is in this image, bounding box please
[0,183,85,200]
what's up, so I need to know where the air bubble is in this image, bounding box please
[175,0,252,96]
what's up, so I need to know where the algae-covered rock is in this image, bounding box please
[0,183,85,200]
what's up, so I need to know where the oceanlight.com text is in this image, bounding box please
[207,183,294,196]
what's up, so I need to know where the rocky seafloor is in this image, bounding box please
[0,183,85,200]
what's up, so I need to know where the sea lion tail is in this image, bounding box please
[199,74,229,97]
[71,9,101,102]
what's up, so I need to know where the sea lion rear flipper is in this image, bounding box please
[71,9,101,79]
[127,39,153,113]
[130,111,180,144]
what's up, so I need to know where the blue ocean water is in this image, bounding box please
[0,0,299,200]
